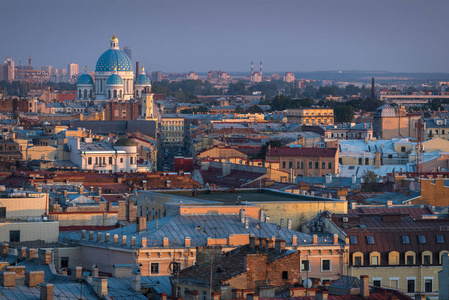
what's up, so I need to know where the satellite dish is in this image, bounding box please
[303,279,313,289]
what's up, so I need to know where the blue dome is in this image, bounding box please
[77,73,94,85]
[106,74,124,85]
[135,74,151,85]
[96,49,133,72]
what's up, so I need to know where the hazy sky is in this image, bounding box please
[1,0,449,73]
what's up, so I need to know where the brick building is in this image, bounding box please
[104,101,140,120]
[174,237,300,299]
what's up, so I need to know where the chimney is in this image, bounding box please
[161,293,168,300]
[18,247,27,260]
[97,232,103,242]
[93,277,108,297]
[371,77,375,99]
[374,151,381,169]
[131,237,136,247]
[132,267,141,292]
[287,219,292,230]
[70,266,82,281]
[136,62,140,77]
[136,217,147,232]
[251,61,254,74]
[250,236,256,249]
[89,231,94,241]
[313,234,318,245]
[245,217,249,229]
[113,234,119,244]
[163,237,169,247]
[292,235,297,245]
[92,265,99,277]
[222,162,232,177]
[121,235,127,245]
[239,208,246,223]
[81,230,87,240]
[104,233,110,243]
[141,237,147,247]
[40,283,53,300]
[352,174,357,184]
[360,275,369,298]
[185,237,191,247]
[259,210,264,222]
[265,215,270,223]
[260,61,263,77]
[97,187,102,195]
[274,239,285,252]
[1,243,9,256]
[212,292,221,300]
[1,272,16,287]
[26,248,36,261]
[333,234,339,245]
[38,249,52,265]
[316,291,328,300]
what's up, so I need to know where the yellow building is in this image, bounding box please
[286,108,334,125]
[160,117,184,146]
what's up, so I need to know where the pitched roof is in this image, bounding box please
[267,147,337,157]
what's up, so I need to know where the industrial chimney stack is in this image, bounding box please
[371,77,375,99]
[260,61,263,77]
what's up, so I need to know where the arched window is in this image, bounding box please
[108,90,111,99]
[83,89,87,99]
[405,250,416,265]
[90,90,93,99]
[369,251,381,265]
[113,90,117,98]
[388,251,400,265]
[352,252,364,266]
[119,90,122,98]
[79,89,82,98]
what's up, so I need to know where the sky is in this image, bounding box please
[1,0,449,73]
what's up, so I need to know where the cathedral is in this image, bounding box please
[76,34,151,101]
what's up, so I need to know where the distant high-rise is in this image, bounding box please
[152,71,162,82]
[123,46,132,61]
[3,57,15,82]
[67,63,79,83]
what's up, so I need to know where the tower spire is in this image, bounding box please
[110,33,119,49]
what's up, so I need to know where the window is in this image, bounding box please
[401,235,410,244]
[150,263,159,274]
[282,161,286,168]
[130,157,134,164]
[95,157,98,165]
[0,207,5,218]
[359,158,362,165]
[354,256,362,266]
[424,278,433,293]
[321,162,325,169]
[109,157,112,165]
[365,158,369,165]
[407,279,415,293]
[309,162,312,168]
[423,255,431,265]
[120,158,123,163]
[371,256,378,265]
[297,162,300,169]
[203,292,207,300]
[401,146,406,152]
[61,257,69,268]
[443,130,446,135]
[366,236,375,245]
[301,260,310,271]
[315,162,319,169]
[373,279,382,287]
[418,235,427,244]
[301,161,304,169]
[321,259,331,271]
[10,230,20,242]
[282,271,288,279]
[436,235,445,244]
[289,161,292,168]
[328,162,332,169]
[406,255,414,265]
[350,236,358,245]
[388,154,393,159]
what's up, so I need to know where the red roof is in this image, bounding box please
[267,147,337,158]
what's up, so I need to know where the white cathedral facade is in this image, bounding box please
[76,34,152,101]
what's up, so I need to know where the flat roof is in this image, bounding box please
[159,188,344,205]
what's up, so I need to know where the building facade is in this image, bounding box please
[287,108,334,125]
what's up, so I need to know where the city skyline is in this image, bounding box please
[1,0,449,73]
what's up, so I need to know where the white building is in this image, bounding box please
[67,63,79,83]
[68,137,137,173]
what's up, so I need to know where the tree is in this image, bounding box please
[361,170,379,192]
[334,105,354,123]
